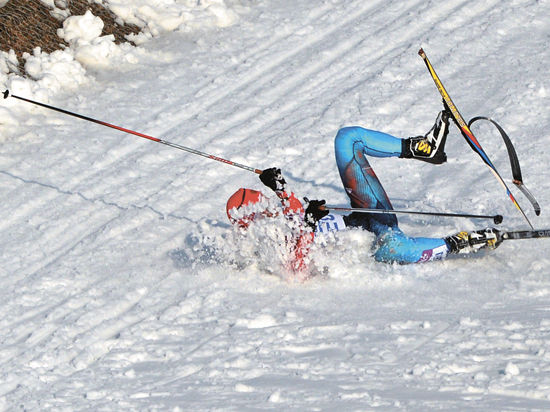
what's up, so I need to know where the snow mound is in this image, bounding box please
[108,0,239,38]
[0,1,243,138]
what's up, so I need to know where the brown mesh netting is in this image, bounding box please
[0,0,140,74]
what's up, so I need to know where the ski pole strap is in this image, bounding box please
[468,116,541,216]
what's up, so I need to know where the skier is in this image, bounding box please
[226,168,320,272]
[226,109,502,269]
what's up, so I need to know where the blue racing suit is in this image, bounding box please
[332,126,450,264]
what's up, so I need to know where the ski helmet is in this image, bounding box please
[226,188,266,228]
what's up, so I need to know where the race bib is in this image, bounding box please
[418,244,448,263]
[315,213,347,233]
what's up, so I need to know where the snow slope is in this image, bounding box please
[1,0,550,409]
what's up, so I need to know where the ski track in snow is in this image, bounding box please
[1,0,550,410]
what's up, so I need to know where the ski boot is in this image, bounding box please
[445,227,502,254]
[401,110,451,164]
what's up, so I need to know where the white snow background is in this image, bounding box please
[1,0,550,409]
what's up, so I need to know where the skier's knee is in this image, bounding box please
[372,229,411,265]
[334,126,361,148]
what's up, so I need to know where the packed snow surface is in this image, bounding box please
[1,0,550,410]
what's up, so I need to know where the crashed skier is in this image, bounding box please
[226,108,502,271]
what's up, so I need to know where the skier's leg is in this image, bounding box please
[334,127,401,233]
[373,227,449,264]
[334,126,403,162]
[333,125,453,264]
[373,227,503,264]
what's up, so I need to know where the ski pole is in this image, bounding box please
[0,90,505,225]
[322,205,503,224]
[3,90,263,174]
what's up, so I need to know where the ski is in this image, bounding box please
[501,229,550,240]
[418,48,535,230]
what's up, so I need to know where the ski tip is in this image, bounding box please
[418,48,425,56]
[494,214,503,225]
[2,90,9,99]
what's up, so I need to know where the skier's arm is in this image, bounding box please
[259,167,286,192]
[304,199,329,229]
[259,168,328,274]
[259,167,328,227]
[259,167,304,214]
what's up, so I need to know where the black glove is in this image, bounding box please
[260,167,286,191]
[305,199,329,229]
